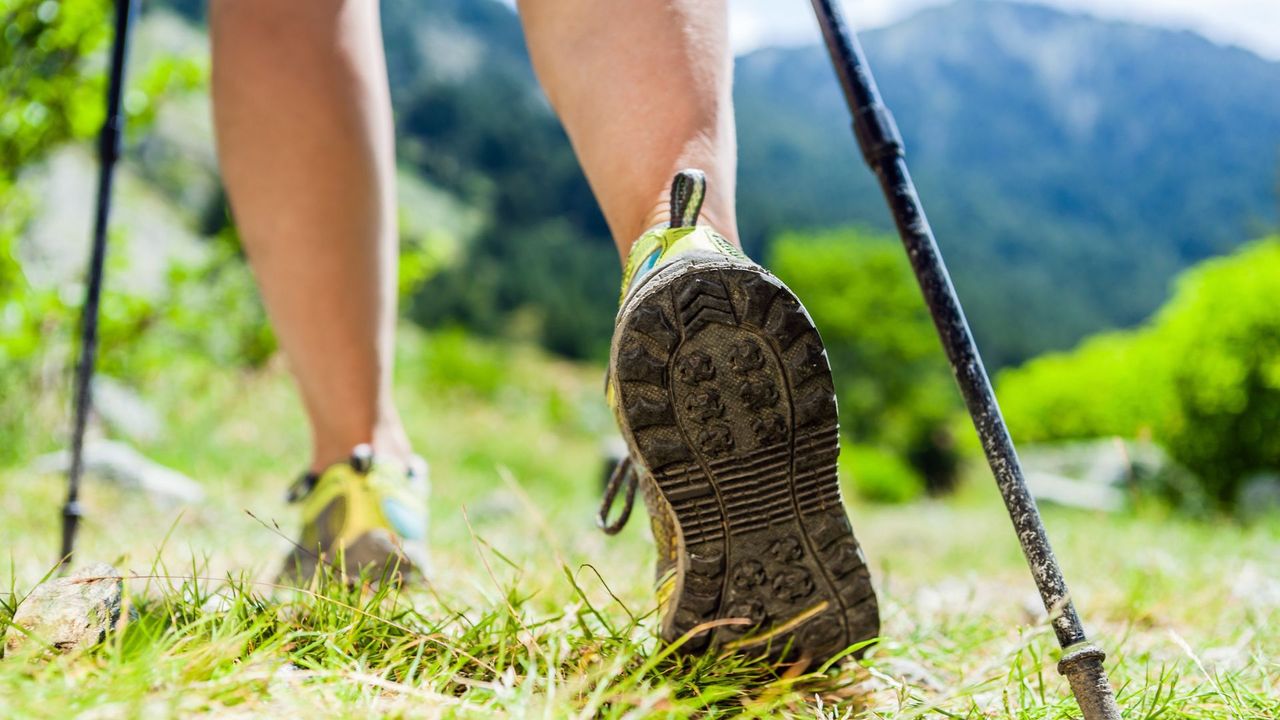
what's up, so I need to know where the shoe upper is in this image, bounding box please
[617,171,749,308]
[281,444,428,581]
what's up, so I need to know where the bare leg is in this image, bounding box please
[210,0,410,471]
[517,0,738,257]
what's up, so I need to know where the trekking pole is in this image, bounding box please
[807,1,1121,717]
[59,0,139,572]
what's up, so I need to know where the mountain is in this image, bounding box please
[151,0,1280,366]
[735,0,1280,364]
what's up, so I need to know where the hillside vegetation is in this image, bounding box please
[999,237,1280,509]
[161,0,1280,367]
[735,1,1280,365]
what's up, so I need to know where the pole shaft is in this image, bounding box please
[807,1,1119,717]
[61,0,137,569]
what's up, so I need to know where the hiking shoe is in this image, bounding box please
[600,169,879,664]
[278,444,428,585]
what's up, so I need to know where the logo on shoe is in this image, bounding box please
[381,498,425,541]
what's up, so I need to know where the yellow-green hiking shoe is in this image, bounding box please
[279,444,428,585]
[601,169,879,665]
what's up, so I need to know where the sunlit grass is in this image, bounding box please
[2,328,1277,717]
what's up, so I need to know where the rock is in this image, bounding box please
[92,376,163,443]
[1237,473,1280,522]
[1019,438,1180,511]
[468,491,522,522]
[4,563,123,656]
[1023,471,1125,512]
[879,657,945,691]
[29,439,204,505]
[1230,562,1280,610]
[16,146,208,299]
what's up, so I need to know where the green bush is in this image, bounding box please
[1000,238,1280,508]
[0,0,241,465]
[1157,239,1280,503]
[840,442,926,504]
[770,228,965,493]
[997,331,1175,442]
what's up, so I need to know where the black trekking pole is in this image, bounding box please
[58,0,139,572]
[808,1,1121,717]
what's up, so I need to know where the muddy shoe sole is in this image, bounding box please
[612,259,879,663]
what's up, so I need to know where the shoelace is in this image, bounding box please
[596,455,639,535]
[596,169,707,535]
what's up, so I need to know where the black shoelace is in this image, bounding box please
[596,455,639,535]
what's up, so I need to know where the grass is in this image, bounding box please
[2,327,1278,718]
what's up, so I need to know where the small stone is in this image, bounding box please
[4,563,123,656]
[29,440,205,505]
[879,657,946,691]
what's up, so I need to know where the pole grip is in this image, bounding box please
[1059,645,1123,720]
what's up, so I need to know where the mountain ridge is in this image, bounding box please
[735,0,1280,363]
[150,0,1280,366]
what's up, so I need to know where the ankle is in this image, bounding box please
[309,413,415,474]
[626,193,739,260]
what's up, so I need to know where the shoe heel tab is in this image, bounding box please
[350,444,374,474]
[669,169,706,229]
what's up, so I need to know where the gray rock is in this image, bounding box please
[30,439,204,505]
[1237,473,1280,522]
[1020,438,1177,511]
[4,563,123,655]
[16,146,207,299]
[1024,470,1125,512]
[879,657,945,691]
[92,376,163,442]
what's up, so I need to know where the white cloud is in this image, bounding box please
[728,0,1280,60]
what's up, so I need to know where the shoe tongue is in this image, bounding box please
[669,169,706,229]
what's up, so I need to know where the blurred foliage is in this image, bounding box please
[2,0,107,205]
[770,228,964,498]
[375,0,619,360]
[0,0,253,466]
[1000,238,1280,509]
[1,0,202,194]
[839,443,925,504]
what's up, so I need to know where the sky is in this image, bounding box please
[727,0,1280,59]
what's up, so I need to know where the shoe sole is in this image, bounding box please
[279,529,419,586]
[611,260,879,664]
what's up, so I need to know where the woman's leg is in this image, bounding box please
[210,0,410,471]
[519,2,879,664]
[517,0,738,255]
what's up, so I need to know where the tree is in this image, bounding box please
[769,228,963,493]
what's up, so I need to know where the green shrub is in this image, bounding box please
[770,228,965,492]
[403,326,509,398]
[840,442,926,504]
[1000,237,1280,508]
[1155,239,1280,503]
[0,0,211,465]
[998,331,1175,442]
